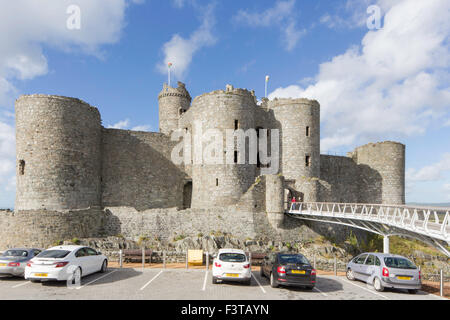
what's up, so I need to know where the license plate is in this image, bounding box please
[397,276,412,280]
[291,270,306,274]
[0,263,6,267]
[34,273,48,277]
[226,273,239,277]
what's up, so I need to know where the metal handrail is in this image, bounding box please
[287,202,450,253]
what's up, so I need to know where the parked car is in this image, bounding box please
[212,249,251,285]
[25,245,108,283]
[346,252,421,293]
[0,248,42,277]
[260,252,316,289]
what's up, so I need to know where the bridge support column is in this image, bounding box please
[383,235,390,254]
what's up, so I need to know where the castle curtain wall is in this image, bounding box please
[101,129,186,210]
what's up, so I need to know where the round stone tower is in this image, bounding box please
[190,85,258,208]
[15,95,102,211]
[158,81,191,135]
[268,98,320,180]
[266,174,285,229]
[352,141,405,205]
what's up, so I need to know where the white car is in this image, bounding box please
[212,249,251,285]
[25,245,108,282]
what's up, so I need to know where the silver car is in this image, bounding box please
[346,252,421,294]
[0,248,42,277]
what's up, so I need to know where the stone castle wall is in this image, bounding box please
[181,87,259,208]
[3,84,406,250]
[350,141,405,204]
[101,129,186,210]
[319,155,361,203]
[267,98,321,180]
[158,82,191,135]
[15,95,102,211]
[0,208,105,249]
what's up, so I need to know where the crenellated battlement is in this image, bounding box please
[158,82,192,102]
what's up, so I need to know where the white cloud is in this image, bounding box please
[319,0,395,30]
[131,125,151,132]
[233,0,304,51]
[157,3,217,79]
[444,119,450,127]
[270,0,450,151]
[172,0,186,8]
[107,119,151,132]
[407,153,450,183]
[0,0,139,107]
[0,0,139,207]
[108,119,130,129]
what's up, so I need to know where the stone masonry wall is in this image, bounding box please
[0,208,105,249]
[101,129,187,210]
[101,206,363,245]
[15,95,102,211]
[319,155,361,203]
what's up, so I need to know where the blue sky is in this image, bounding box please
[0,0,449,208]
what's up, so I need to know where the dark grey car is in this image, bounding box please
[346,252,421,294]
[0,248,41,277]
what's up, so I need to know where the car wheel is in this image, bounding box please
[408,289,418,294]
[100,260,108,273]
[373,277,384,292]
[212,276,218,284]
[305,285,314,290]
[72,267,82,284]
[270,273,278,288]
[30,279,40,283]
[346,268,355,281]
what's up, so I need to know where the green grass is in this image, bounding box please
[389,236,447,257]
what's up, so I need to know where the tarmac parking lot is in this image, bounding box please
[0,267,446,300]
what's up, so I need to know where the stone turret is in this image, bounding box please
[158,81,191,135]
[351,141,405,205]
[188,85,258,208]
[15,95,102,211]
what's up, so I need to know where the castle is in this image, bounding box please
[0,82,405,248]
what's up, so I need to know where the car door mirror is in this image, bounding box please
[97,251,102,255]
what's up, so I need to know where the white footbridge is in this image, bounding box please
[287,202,450,258]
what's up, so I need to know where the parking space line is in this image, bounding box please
[76,270,117,290]
[342,278,389,300]
[251,273,266,294]
[12,281,30,289]
[140,270,163,291]
[202,270,208,291]
[313,286,328,297]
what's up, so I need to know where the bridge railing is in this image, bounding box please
[288,202,450,241]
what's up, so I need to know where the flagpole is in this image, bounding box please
[265,75,270,98]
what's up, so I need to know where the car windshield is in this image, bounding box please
[37,250,70,259]
[2,250,28,257]
[384,257,417,269]
[219,253,246,263]
[279,254,309,265]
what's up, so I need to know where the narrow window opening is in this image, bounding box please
[234,151,238,163]
[216,178,219,187]
[305,155,311,167]
[234,120,239,130]
[306,126,310,137]
[19,160,25,175]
